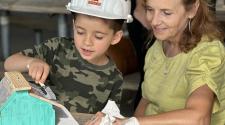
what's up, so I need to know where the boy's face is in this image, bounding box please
[73,14,123,65]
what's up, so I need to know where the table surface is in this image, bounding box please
[0,0,69,14]
[72,113,94,125]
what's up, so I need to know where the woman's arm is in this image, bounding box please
[136,85,214,125]
[89,85,214,125]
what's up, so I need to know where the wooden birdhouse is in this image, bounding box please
[0,72,55,125]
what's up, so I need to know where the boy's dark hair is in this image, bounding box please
[72,12,124,33]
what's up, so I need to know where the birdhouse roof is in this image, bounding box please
[4,72,31,91]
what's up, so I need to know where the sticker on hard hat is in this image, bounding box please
[88,0,102,6]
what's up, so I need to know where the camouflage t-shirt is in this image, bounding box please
[22,37,123,114]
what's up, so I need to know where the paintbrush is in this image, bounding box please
[38,82,56,100]
[39,82,48,95]
[29,81,56,100]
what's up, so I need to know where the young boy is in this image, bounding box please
[4,0,133,114]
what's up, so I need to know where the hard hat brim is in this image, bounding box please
[67,6,126,20]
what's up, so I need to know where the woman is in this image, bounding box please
[134,0,225,124]
[87,0,225,124]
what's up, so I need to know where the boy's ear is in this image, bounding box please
[111,30,123,45]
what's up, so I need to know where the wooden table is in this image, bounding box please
[0,0,69,59]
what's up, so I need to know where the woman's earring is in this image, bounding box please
[188,18,192,35]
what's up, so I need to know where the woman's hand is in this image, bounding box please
[27,58,50,84]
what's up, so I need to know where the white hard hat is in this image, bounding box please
[66,0,133,23]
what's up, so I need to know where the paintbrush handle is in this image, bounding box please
[39,82,47,95]
[39,82,45,87]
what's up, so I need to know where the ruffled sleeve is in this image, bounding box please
[186,40,225,113]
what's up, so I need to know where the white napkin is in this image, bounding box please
[100,100,139,125]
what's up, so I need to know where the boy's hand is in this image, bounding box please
[85,112,104,125]
[27,58,50,84]
[85,112,129,125]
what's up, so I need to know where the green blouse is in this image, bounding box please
[142,37,225,124]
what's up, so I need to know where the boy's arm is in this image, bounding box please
[4,52,34,72]
[4,52,50,84]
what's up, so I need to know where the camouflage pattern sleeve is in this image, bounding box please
[108,69,123,108]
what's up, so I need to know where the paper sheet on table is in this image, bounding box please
[100,100,139,125]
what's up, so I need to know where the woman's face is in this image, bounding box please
[145,0,192,42]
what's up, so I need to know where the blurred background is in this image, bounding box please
[0,12,63,58]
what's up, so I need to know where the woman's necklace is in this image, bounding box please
[162,41,175,76]
[163,42,170,75]
[162,40,181,76]
[164,57,169,75]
